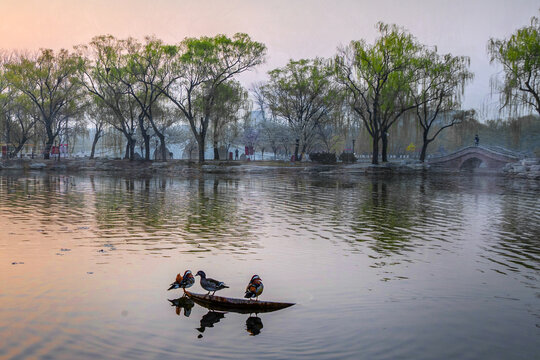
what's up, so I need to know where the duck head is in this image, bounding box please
[183,270,193,278]
[195,270,206,278]
[250,275,261,282]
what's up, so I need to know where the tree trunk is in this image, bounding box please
[43,142,52,160]
[137,113,150,160]
[293,138,299,161]
[143,133,150,160]
[381,131,388,162]
[42,118,57,160]
[420,133,431,163]
[12,136,28,158]
[197,135,206,163]
[90,131,102,159]
[129,139,135,160]
[371,135,379,165]
[299,143,307,161]
[157,133,167,162]
[213,140,220,160]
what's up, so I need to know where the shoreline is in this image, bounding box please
[0,157,538,180]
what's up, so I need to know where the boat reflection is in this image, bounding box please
[167,296,271,337]
[168,296,195,317]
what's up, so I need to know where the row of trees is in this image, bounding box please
[1,13,538,163]
[0,33,266,161]
[254,23,474,164]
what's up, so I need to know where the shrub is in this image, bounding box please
[339,152,357,163]
[309,152,337,164]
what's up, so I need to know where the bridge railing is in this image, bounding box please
[428,145,522,161]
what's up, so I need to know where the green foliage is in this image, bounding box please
[262,58,341,158]
[4,48,83,156]
[488,12,540,115]
[410,46,474,161]
[164,33,266,162]
[334,22,423,163]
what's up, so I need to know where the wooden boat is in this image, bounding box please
[185,291,295,314]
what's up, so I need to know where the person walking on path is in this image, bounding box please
[474,134,479,147]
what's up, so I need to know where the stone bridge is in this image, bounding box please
[428,146,519,170]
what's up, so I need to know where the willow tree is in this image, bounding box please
[199,80,248,160]
[0,53,14,154]
[77,35,140,160]
[5,95,40,157]
[262,58,339,161]
[6,49,83,159]
[411,50,474,162]
[163,33,266,162]
[1,53,40,158]
[119,37,178,161]
[488,12,540,116]
[335,23,421,164]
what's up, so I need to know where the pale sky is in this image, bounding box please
[0,0,538,120]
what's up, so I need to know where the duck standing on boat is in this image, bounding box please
[244,275,264,301]
[195,270,229,295]
[168,273,183,291]
[179,270,195,292]
[168,270,195,292]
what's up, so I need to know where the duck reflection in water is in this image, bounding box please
[246,315,263,336]
[197,310,226,338]
[168,296,195,317]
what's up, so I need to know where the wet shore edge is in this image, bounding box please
[0,158,539,180]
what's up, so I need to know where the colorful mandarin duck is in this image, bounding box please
[168,270,195,292]
[244,275,264,301]
[195,270,229,295]
[168,273,183,291]
[178,270,195,292]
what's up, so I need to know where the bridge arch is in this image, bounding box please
[429,146,519,171]
[460,157,484,170]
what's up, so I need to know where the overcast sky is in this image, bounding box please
[0,0,538,120]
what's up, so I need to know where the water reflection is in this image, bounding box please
[197,310,226,338]
[355,178,417,256]
[168,296,195,317]
[246,315,264,336]
[1,172,539,359]
[167,297,267,338]
[1,173,538,277]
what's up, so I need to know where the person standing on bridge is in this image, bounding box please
[474,134,479,147]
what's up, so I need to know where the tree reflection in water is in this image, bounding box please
[351,177,417,258]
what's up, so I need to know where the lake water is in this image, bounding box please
[0,172,539,359]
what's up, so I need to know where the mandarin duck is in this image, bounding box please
[178,270,195,292]
[168,270,195,292]
[168,273,183,291]
[244,275,264,301]
[195,270,229,295]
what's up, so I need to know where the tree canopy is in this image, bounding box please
[262,58,340,160]
[488,12,540,116]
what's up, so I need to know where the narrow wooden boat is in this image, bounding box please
[185,291,295,314]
